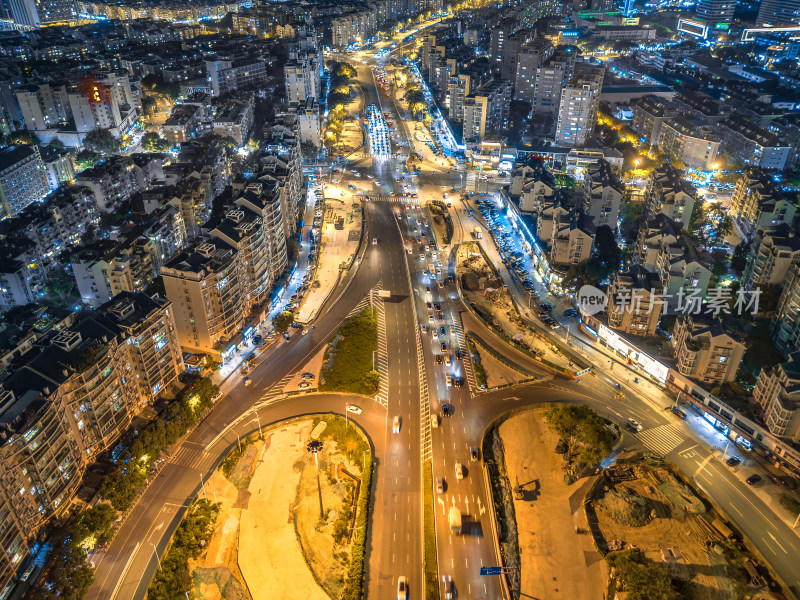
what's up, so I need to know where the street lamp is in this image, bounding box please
[307,440,324,519]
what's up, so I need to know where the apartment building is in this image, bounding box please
[532,52,576,116]
[0,145,49,218]
[68,77,137,138]
[754,352,800,444]
[293,98,322,147]
[672,315,745,385]
[284,55,320,105]
[659,117,720,170]
[583,158,623,230]
[607,264,665,337]
[774,264,800,352]
[635,214,682,269]
[743,224,800,289]
[39,144,75,191]
[462,80,512,145]
[331,11,377,48]
[489,16,518,67]
[550,212,595,268]
[162,103,205,145]
[654,235,712,313]
[97,291,184,400]
[447,74,472,122]
[75,155,160,212]
[0,292,184,595]
[555,64,605,147]
[73,240,156,306]
[730,169,795,242]
[499,29,531,82]
[14,81,71,130]
[205,56,268,97]
[632,95,679,146]
[513,38,554,103]
[718,114,792,171]
[644,163,696,225]
[163,185,287,357]
[213,98,254,146]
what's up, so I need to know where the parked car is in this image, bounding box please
[746,474,762,485]
[725,456,741,467]
[392,415,401,433]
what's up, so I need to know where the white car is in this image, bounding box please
[347,404,363,415]
[627,418,642,432]
[393,415,401,433]
[397,576,408,600]
[455,463,464,480]
[445,355,451,367]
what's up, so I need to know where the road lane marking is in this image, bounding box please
[768,532,788,553]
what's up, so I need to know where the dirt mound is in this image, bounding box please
[597,488,652,527]
[194,566,250,600]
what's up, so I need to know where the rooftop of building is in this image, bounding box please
[0,145,36,172]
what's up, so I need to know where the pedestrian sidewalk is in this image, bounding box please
[297,193,362,323]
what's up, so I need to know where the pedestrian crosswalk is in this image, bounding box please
[635,422,685,456]
[374,291,389,409]
[259,372,294,403]
[169,444,210,470]
[451,317,477,392]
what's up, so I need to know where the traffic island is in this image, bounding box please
[456,242,570,371]
[167,416,373,600]
[422,460,439,600]
[319,307,379,396]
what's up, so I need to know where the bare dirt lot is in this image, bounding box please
[191,417,367,600]
[499,410,607,600]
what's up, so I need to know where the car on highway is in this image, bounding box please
[445,375,452,387]
[372,237,378,245]
[397,576,408,600]
[725,456,741,467]
[440,342,448,353]
[244,377,252,386]
[346,405,363,415]
[670,406,687,420]
[470,447,479,462]
[392,415,401,433]
[431,414,439,428]
[436,477,445,494]
[443,575,454,599]
[435,354,443,364]
[746,474,762,485]
[445,355,451,366]
[455,463,464,479]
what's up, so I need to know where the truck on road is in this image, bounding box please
[449,506,462,535]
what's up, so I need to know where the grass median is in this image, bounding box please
[423,459,439,600]
[320,307,379,396]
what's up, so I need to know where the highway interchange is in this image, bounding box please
[84,29,800,600]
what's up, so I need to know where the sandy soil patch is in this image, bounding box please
[499,410,606,600]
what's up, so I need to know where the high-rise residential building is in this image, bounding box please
[644,163,696,226]
[632,95,679,146]
[162,185,287,358]
[3,0,39,27]
[0,291,184,595]
[284,54,320,105]
[753,351,800,442]
[447,74,472,122]
[718,114,792,171]
[696,0,735,24]
[672,315,746,385]
[97,292,185,400]
[757,0,800,25]
[658,117,720,170]
[205,56,268,97]
[730,169,796,242]
[489,16,518,66]
[499,29,531,82]
[607,264,665,337]
[555,64,604,147]
[513,39,553,103]
[775,264,800,352]
[294,99,321,147]
[583,158,623,230]
[0,145,49,218]
[14,82,71,131]
[743,224,800,290]
[533,52,576,116]
[462,80,512,145]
